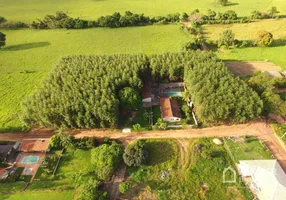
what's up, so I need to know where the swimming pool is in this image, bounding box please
[21,156,39,164]
[168,91,182,97]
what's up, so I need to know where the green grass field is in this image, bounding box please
[224,137,272,162]
[204,19,286,41]
[1,190,74,200]
[124,138,253,200]
[203,19,286,69]
[0,25,189,132]
[1,0,285,23]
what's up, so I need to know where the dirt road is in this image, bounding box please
[74,121,286,172]
[1,121,286,172]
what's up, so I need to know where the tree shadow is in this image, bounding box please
[270,39,286,47]
[3,42,50,51]
[224,2,239,7]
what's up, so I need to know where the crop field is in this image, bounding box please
[1,0,285,23]
[0,25,189,132]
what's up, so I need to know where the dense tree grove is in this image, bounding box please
[22,54,149,128]
[76,178,108,200]
[91,142,123,180]
[151,51,263,124]
[118,87,141,110]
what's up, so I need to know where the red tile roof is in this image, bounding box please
[160,97,181,119]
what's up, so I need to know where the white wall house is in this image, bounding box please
[237,160,286,200]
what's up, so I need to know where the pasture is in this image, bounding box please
[1,0,285,23]
[0,25,189,132]
[203,19,286,69]
[1,190,74,200]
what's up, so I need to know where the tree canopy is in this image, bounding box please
[118,87,141,110]
[123,140,148,167]
[22,54,148,129]
[91,142,123,180]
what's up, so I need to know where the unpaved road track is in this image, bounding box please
[75,121,286,172]
[1,121,286,172]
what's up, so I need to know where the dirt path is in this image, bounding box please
[176,139,190,169]
[74,121,286,172]
[225,61,282,77]
[104,162,126,200]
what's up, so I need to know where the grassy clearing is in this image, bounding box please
[216,46,286,70]
[204,19,286,41]
[124,138,252,200]
[203,19,286,69]
[224,136,272,162]
[29,148,93,191]
[1,0,285,23]
[1,190,74,200]
[0,25,189,132]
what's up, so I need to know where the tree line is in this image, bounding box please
[0,6,283,29]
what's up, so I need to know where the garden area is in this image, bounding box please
[224,136,273,162]
[120,138,253,200]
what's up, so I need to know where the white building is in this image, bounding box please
[237,160,286,200]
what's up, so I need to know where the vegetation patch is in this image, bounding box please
[123,138,252,200]
[224,136,272,162]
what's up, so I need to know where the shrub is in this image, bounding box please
[218,29,235,48]
[0,16,6,24]
[218,0,228,6]
[155,118,168,130]
[91,142,123,180]
[86,137,97,148]
[76,178,108,200]
[123,140,148,167]
[255,31,273,47]
[119,181,132,194]
[49,134,62,149]
[0,21,28,29]
[132,123,141,131]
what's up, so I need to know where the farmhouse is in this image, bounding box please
[237,160,286,200]
[160,97,181,122]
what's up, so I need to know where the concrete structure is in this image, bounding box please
[237,160,286,200]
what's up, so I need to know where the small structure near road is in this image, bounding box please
[213,138,223,145]
[237,160,286,200]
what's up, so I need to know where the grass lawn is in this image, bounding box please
[124,138,252,200]
[224,136,272,162]
[1,0,285,23]
[29,148,93,190]
[1,190,74,200]
[0,25,189,132]
[273,123,286,145]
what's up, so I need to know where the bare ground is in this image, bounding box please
[225,61,282,76]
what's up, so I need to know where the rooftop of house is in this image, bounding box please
[160,97,181,119]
